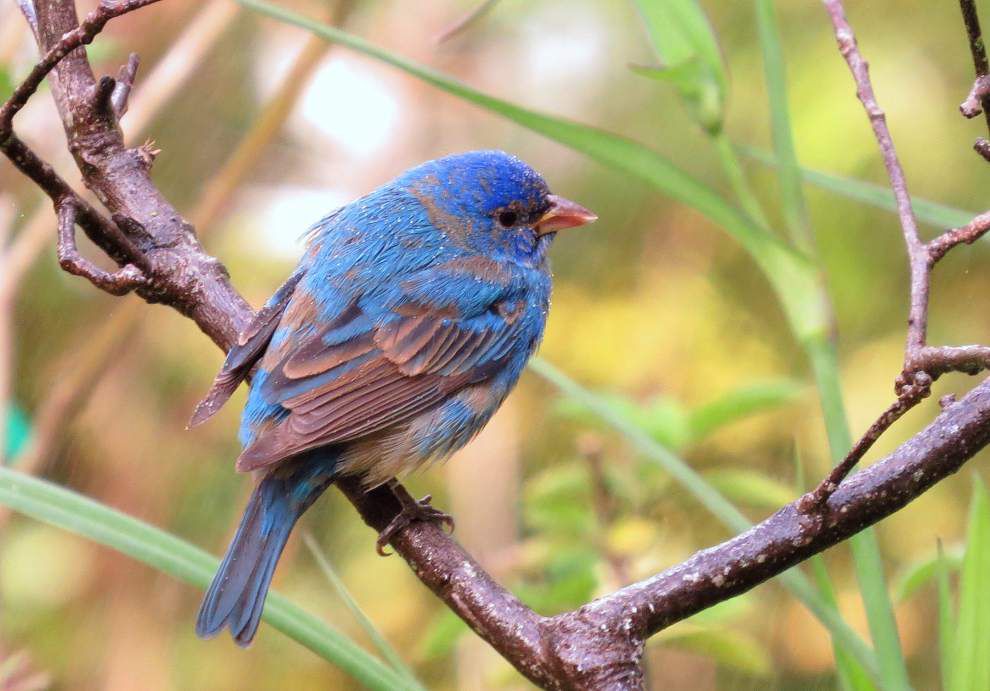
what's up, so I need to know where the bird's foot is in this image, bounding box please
[376,493,455,556]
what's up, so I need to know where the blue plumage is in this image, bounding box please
[194,150,596,646]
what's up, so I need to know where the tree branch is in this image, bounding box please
[800,0,990,510]
[958,0,990,160]
[56,199,146,294]
[6,2,990,689]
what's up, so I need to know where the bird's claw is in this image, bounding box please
[375,494,455,556]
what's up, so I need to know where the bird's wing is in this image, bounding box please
[188,266,306,427]
[236,267,530,471]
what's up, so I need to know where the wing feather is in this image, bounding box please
[188,268,305,427]
[236,294,525,472]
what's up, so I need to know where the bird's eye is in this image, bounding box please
[497,210,518,227]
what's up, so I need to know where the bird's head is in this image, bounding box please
[400,150,596,266]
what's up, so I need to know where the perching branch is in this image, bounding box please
[801,0,990,511]
[6,2,990,690]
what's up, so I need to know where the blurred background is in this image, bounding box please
[2,0,990,688]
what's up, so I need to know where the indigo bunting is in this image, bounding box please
[191,150,596,646]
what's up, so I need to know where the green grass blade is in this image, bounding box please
[0,467,411,691]
[806,337,911,691]
[848,534,910,691]
[809,556,877,691]
[759,0,909,677]
[302,532,425,691]
[755,0,812,251]
[936,540,956,691]
[949,478,990,691]
[741,146,975,229]
[238,0,827,346]
[532,357,749,530]
[713,131,771,229]
[796,446,877,691]
[530,356,879,680]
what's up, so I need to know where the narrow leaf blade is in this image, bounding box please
[0,467,409,691]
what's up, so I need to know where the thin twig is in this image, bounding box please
[799,372,931,511]
[0,0,161,137]
[56,200,146,295]
[111,53,140,118]
[0,2,238,304]
[959,0,990,159]
[804,1,990,509]
[927,209,990,263]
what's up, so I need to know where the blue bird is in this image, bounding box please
[191,150,596,646]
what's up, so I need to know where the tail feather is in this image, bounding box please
[197,452,336,646]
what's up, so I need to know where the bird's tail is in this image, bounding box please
[196,451,337,646]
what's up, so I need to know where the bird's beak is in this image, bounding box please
[535,195,598,236]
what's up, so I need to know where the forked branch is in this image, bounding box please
[801,1,990,511]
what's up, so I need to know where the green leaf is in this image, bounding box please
[629,59,709,92]
[741,146,975,229]
[849,533,910,691]
[4,404,32,462]
[529,357,879,680]
[701,468,794,509]
[629,59,722,135]
[654,626,772,676]
[949,477,990,691]
[687,378,803,442]
[555,393,691,450]
[0,467,411,691]
[632,0,726,133]
[558,379,800,452]
[894,545,963,602]
[633,0,723,72]
[809,555,878,691]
